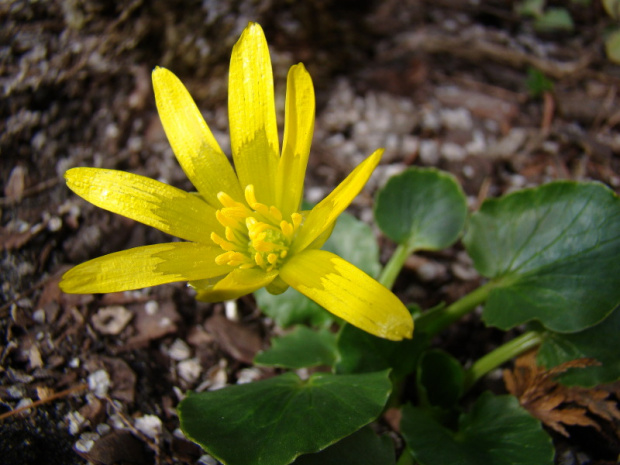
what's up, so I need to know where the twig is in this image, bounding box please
[0,383,88,421]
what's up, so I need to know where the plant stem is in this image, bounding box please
[415,280,496,337]
[396,447,415,465]
[378,243,410,289]
[463,330,544,391]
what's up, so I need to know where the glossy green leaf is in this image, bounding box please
[179,370,392,465]
[417,350,464,409]
[254,326,337,369]
[322,212,381,277]
[534,8,574,32]
[292,426,395,465]
[255,286,333,328]
[336,323,429,378]
[255,212,380,328]
[516,0,544,17]
[464,181,620,333]
[603,0,620,19]
[537,305,620,386]
[401,392,554,465]
[374,167,467,252]
[605,29,620,64]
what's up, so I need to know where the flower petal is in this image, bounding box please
[291,149,383,253]
[228,22,279,206]
[194,268,277,302]
[280,249,413,340]
[153,67,243,207]
[276,63,315,217]
[60,243,231,294]
[65,168,222,243]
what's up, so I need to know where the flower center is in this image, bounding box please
[211,185,302,272]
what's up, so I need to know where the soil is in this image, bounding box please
[1,1,619,464]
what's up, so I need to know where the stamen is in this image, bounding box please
[211,233,236,251]
[217,191,242,208]
[280,220,294,239]
[216,210,239,228]
[269,206,282,222]
[213,188,303,272]
[291,213,302,228]
[225,227,236,242]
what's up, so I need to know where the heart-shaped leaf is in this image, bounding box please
[464,181,620,332]
[322,211,381,278]
[292,426,395,465]
[336,323,429,378]
[374,167,467,252]
[401,392,554,465]
[416,349,464,409]
[254,326,337,369]
[537,305,620,386]
[179,370,392,465]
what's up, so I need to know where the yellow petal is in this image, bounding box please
[65,168,222,242]
[194,267,277,302]
[228,22,279,206]
[276,63,315,217]
[152,67,243,206]
[60,243,231,294]
[280,249,413,340]
[291,148,383,253]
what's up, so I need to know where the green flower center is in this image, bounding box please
[211,185,302,272]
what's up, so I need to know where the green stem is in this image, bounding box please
[378,243,410,289]
[396,447,415,465]
[463,330,544,391]
[415,280,496,337]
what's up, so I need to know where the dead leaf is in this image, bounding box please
[503,351,619,437]
[4,165,26,201]
[205,313,262,364]
[74,430,151,465]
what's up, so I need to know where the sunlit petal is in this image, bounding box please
[65,168,222,242]
[280,249,413,340]
[291,149,383,253]
[194,267,277,302]
[60,243,231,294]
[229,22,279,206]
[276,63,315,217]
[153,67,243,206]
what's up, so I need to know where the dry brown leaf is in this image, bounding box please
[503,350,617,437]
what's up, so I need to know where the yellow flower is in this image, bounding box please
[60,23,413,341]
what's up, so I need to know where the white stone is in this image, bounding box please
[88,369,110,399]
[441,142,467,161]
[134,414,162,440]
[419,140,440,165]
[178,358,202,384]
[168,339,192,361]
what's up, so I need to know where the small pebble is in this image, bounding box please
[66,411,86,435]
[441,142,467,161]
[145,300,159,315]
[91,306,133,335]
[32,309,46,324]
[236,367,262,384]
[134,414,162,440]
[197,455,219,465]
[88,369,111,399]
[167,339,192,361]
[419,139,439,165]
[178,358,202,384]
